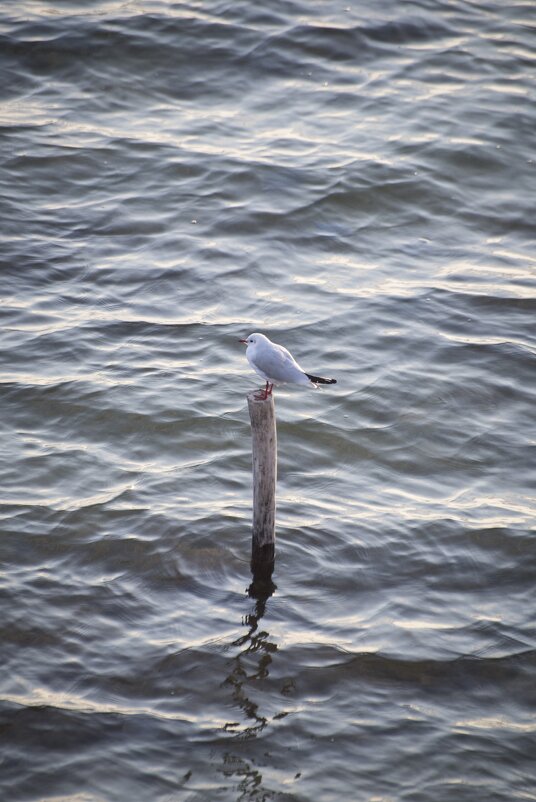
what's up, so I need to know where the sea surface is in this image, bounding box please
[1,1,535,800]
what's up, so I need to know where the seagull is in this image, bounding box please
[239,332,337,400]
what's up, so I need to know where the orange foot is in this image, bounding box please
[254,381,273,400]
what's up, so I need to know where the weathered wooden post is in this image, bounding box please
[247,391,277,581]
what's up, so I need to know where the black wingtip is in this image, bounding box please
[306,374,337,385]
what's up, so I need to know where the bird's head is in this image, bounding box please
[238,333,266,346]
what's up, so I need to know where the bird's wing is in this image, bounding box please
[254,343,307,383]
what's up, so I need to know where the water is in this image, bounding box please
[1,0,535,799]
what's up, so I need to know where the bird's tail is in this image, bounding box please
[306,373,337,385]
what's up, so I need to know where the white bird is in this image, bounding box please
[239,332,337,400]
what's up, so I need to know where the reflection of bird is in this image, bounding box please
[239,332,337,400]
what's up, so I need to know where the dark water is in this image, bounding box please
[1,0,535,800]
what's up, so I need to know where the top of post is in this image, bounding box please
[247,391,274,404]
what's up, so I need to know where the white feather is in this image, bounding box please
[243,333,316,387]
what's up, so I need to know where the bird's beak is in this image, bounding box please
[239,339,247,344]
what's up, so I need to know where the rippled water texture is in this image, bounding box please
[1,0,535,800]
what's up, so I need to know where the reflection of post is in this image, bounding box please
[223,583,276,741]
[247,391,276,580]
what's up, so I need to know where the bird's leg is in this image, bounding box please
[254,380,271,400]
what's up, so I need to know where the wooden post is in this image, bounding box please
[247,391,277,580]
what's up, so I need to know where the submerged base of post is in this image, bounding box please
[251,542,275,580]
[247,391,277,584]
